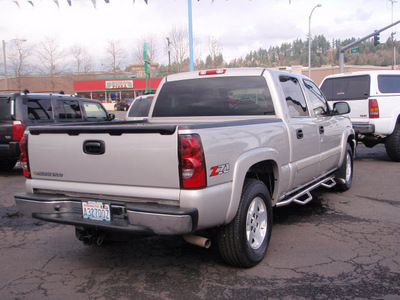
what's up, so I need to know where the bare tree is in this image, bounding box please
[133,35,159,63]
[36,36,65,91]
[104,39,127,78]
[207,36,224,68]
[7,39,31,90]
[71,44,93,74]
[169,26,189,72]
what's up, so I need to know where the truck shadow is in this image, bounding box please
[273,190,329,225]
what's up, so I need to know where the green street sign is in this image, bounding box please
[351,47,359,54]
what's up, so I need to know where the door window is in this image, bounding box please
[83,102,108,120]
[303,79,329,116]
[280,76,309,117]
[54,100,82,120]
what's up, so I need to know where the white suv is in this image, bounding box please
[320,70,400,161]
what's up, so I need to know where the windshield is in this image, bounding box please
[152,76,274,117]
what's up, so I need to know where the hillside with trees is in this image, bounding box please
[158,34,398,77]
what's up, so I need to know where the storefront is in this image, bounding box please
[73,77,163,102]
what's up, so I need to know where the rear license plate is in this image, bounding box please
[82,201,111,221]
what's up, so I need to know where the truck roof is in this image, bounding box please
[323,70,400,80]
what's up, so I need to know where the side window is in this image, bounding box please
[27,98,53,121]
[83,102,108,120]
[378,75,400,93]
[303,79,329,116]
[54,100,82,120]
[280,76,309,117]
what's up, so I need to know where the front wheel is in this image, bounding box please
[217,179,272,268]
[334,144,353,191]
[385,124,400,162]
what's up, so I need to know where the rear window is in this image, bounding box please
[128,97,154,117]
[152,76,274,117]
[320,75,370,101]
[378,75,400,93]
[0,98,11,121]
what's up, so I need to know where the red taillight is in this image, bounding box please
[199,69,226,76]
[179,134,206,188]
[369,99,379,118]
[12,120,24,141]
[19,134,30,178]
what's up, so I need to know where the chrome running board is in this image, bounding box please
[276,176,336,207]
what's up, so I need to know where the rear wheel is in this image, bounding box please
[385,124,400,162]
[217,179,272,267]
[334,144,353,191]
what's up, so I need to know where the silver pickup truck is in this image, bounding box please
[15,68,355,267]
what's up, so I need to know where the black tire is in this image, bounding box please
[217,179,272,268]
[385,124,400,162]
[334,144,353,191]
[0,160,17,171]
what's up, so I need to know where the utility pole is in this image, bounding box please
[166,37,171,75]
[389,0,397,70]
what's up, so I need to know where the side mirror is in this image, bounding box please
[107,113,115,121]
[332,102,350,115]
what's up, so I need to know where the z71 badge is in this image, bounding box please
[210,163,230,177]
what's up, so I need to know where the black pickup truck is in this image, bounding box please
[0,92,115,171]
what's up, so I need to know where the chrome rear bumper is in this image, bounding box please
[15,192,198,235]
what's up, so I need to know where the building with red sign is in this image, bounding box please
[73,77,163,102]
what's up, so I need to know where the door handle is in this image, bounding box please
[319,126,324,134]
[83,140,105,155]
[296,129,304,139]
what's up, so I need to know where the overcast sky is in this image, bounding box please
[0,0,398,67]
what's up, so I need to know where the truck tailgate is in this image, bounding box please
[28,125,180,188]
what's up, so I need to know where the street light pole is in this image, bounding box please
[188,0,194,72]
[308,4,322,78]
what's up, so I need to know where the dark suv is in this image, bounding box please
[114,98,133,111]
[0,91,115,171]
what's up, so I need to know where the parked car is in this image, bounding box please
[320,70,400,161]
[0,91,115,171]
[125,94,154,121]
[114,98,133,111]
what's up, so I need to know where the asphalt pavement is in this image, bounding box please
[0,144,399,299]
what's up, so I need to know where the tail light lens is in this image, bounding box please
[12,120,24,141]
[179,134,206,189]
[19,134,31,178]
[369,99,379,118]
